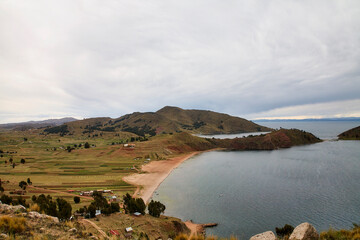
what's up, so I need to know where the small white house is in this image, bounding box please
[125,227,133,233]
[95,210,101,216]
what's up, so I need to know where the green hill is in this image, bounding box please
[338,126,360,140]
[42,106,272,136]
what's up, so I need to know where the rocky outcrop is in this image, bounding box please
[27,211,59,223]
[249,222,319,240]
[289,222,319,240]
[0,203,26,213]
[249,231,276,240]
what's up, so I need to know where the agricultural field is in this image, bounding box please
[0,129,190,210]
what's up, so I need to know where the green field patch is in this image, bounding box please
[30,171,47,174]
[100,164,108,167]
[59,167,85,169]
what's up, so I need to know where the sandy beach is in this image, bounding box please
[123,151,201,203]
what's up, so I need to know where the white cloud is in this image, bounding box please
[0,0,359,123]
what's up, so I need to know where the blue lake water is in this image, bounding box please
[152,121,360,239]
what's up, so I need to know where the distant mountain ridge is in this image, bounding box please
[43,106,272,136]
[254,117,360,122]
[0,117,78,131]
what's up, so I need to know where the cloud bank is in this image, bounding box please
[0,0,359,123]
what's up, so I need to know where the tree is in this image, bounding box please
[9,158,13,164]
[84,142,90,148]
[14,196,28,207]
[0,186,4,193]
[27,178,32,185]
[148,200,166,217]
[87,204,96,218]
[57,198,72,220]
[110,202,120,213]
[21,159,25,164]
[19,181,27,190]
[74,196,80,204]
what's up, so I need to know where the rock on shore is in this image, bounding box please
[249,222,319,240]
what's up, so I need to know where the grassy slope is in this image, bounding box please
[338,126,360,140]
[156,106,272,134]
[86,214,189,239]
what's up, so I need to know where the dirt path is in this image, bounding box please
[185,220,201,238]
[27,185,93,200]
[81,219,108,239]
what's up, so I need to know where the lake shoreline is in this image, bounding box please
[123,150,218,203]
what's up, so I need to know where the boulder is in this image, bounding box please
[68,228,77,233]
[0,204,26,213]
[250,231,276,240]
[289,222,319,240]
[28,211,59,223]
[0,233,9,239]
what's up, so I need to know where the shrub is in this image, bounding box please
[84,142,90,148]
[275,224,295,238]
[0,215,26,234]
[19,181,27,190]
[0,194,13,204]
[30,203,40,212]
[20,158,25,164]
[74,196,80,204]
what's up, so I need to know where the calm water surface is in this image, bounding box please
[152,121,360,239]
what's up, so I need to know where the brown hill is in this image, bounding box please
[42,106,272,136]
[156,106,271,134]
[188,129,321,150]
[338,126,360,140]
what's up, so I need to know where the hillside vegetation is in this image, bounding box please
[338,126,360,140]
[41,106,272,136]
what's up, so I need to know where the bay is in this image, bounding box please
[152,121,360,239]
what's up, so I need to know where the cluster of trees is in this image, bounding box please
[32,194,72,220]
[123,193,146,215]
[76,191,120,218]
[18,178,32,190]
[193,121,206,129]
[0,194,28,207]
[122,194,166,218]
[44,125,69,136]
[123,125,156,137]
[148,200,166,217]
[63,142,92,152]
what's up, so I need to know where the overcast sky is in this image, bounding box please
[1,0,359,123]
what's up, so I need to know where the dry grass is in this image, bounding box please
[0,215,27,234]
[29,203,40,212]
